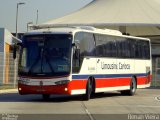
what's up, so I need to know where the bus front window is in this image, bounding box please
[19,34,72,77]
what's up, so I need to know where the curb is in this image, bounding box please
[0,89,18,94]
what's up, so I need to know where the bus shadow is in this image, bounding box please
[146,86,160,89]
[0,92,122,102]
[40,92,122,102]
[92,92,122,99]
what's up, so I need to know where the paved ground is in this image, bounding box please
[0,89,17,94]
[0,88,160,120]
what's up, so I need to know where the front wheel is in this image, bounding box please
[83,80,93,101]
[121,77,137,96]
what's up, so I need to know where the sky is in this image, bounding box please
[0,0,93,33]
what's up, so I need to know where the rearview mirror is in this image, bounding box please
[13,43,23,59]
[75,49,80,60]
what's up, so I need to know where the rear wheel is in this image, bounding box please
[83,79,93,101]
[121,77,137,96]
[42,94,50,100]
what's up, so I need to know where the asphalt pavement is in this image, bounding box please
[0,88,160,120]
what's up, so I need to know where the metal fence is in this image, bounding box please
[152,57,160,87]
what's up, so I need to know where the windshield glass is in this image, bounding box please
[19,34,72,77]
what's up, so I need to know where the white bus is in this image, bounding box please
[15,26,152,100]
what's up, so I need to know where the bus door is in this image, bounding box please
[73,32,97,75]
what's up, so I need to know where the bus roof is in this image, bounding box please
[26,26,150,41]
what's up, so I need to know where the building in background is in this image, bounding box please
[35,0,160,55]
[0,28,21,85]
[33,0,160,83]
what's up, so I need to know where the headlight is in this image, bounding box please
[55,80,70,85]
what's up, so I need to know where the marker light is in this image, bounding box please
[65,88,68,91]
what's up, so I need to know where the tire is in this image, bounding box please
[121,77,137,96]
[42,94,50,100]
[83,79,93,101]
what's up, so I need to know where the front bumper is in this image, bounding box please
[18,83,71,95]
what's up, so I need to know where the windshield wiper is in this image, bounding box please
[44,50,55,74]
[28,50,41,74]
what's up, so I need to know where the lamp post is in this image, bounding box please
[14,2,25,88]
[27,22,33,32]
[16,2,25,38]
[36,10,39,24]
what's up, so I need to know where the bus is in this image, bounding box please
[15,26,152,100]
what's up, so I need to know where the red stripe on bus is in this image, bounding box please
[18,75,151,95]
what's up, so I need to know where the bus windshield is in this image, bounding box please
[19,34,72,77]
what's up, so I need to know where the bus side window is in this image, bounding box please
[141,40,150,60]
[116,37,128,58]
[145,41,150,59]
[72,32,95,73]
[95,34,116,58]
[128,38,136,59]
[72,32,82,73]
[135,40,140,59]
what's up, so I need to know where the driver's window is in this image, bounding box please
[72,32,95,73]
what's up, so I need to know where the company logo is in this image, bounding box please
[101,62,130,70]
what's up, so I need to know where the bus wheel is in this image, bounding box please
[121,77,137,96]
[42,94,50,100]
[83,79,93,101]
